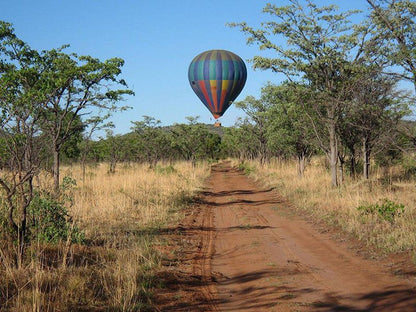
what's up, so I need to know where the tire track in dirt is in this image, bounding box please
[155,162,416,311]
[193,204,220,312]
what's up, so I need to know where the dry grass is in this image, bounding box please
[0,161,209,311]
[243,157,416,254]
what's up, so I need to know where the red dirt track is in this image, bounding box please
[155,162,416,311]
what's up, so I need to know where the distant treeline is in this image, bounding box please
[59,106,416,185]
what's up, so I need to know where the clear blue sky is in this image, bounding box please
[2,0,370,134]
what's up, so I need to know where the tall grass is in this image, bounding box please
[0,161,209,311]
[244,157,416,254]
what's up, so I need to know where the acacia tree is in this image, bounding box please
[350,67,408,179]
[367,0,416,169]
[0,22,45,266]
[222,125,259,161]
[235,95,271,164]
[78,115,114,181]
[37,48,133,196]
[264,83,318,176]
[229,0,366,186]
[131,116,171,166]
[170,116,221,165]
[367,0,416,90]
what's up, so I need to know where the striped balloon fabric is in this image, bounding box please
[188,50,247,119]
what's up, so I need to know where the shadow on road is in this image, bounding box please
[157,265,416,311]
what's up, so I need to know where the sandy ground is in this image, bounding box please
[154,162,416,311]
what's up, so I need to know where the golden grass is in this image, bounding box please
[68,162,207,237]
[0,161,210,311]
[244,157,416,254]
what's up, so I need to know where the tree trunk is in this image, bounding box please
[329,122,338,187]
[338,156,344,186]
[17,221,26,269]
[16,177,32,268]
[53,148,60,197]
[363,137,370,179]
[81,159,86,182]
[109,159,116,173]
[298,153,306,177]
[350,151,356,178]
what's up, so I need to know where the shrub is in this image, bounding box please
[402,156,416,179]
[28,193,85,244]
[238,162,254,174]
[357,199,405,224]
[154,165,176,175]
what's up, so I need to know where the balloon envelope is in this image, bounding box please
[188,50,247,119]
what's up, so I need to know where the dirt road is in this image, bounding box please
[155,162,416,311]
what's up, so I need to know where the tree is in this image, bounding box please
[102,129,125,173]
[235,95,270,164]
[221,126,257,161]
[367,0,416,90]
[347,67,409,179]
[36,47,133,196]
[264,83,317,176]
[0,21,45,266]
[170,116,221,165]
[131,116,171,166]
[229,0,366,186]
[78,115,114,181]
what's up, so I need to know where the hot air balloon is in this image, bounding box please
[188,50,247,119]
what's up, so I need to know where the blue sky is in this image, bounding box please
[2,0,370,134]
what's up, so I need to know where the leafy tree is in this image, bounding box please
[367,0,416,90]
[131,116,172,166]
[345,67,409,179]
[36,47,133,195]
[60,112,85,163]
[102,129,125,173]
[170,116,221,165]
[229,0,366,186]
[78,115,114,181]
[0,21,46,266]
[235,95,270,164]
[228,121,262,161]
[221,126,254,161]
[264,83,317,176]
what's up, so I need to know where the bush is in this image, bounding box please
[357,199,405,224]
[154,165,176,175]
[0,198,12,239]
[28,193,85,244]
[238,162,254,174]
[402,156,416,179]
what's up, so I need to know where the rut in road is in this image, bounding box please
[154,162,416,311]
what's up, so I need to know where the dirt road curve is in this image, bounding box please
[155,162,416,311]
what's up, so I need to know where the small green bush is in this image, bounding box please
[402,157,416,178]
[28,193,85,244]
[0,198,12,239]
[238,162,254,175]
[154,165,176,175]
[357,199,404,223]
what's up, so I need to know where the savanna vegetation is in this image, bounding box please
[1,0,416,310]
